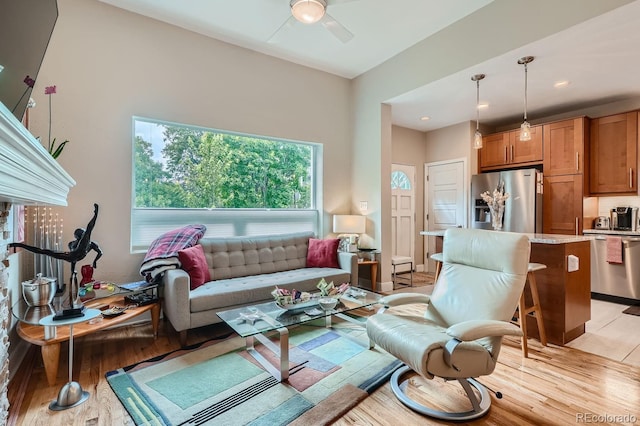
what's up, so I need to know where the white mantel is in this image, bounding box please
[0,101,75,206]
[0,100,74,423]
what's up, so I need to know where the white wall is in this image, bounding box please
[425,122,475,171]
[25,0,353,284]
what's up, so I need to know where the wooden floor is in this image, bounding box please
[8,302,640,425]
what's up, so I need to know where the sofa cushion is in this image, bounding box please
[189,267,351,313]
[178,245,211,290]
[306,238,340,268]
[200,232,313,281]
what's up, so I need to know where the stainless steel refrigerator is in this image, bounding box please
[471,168,543,233]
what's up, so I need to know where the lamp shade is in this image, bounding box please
[333,215,366,234]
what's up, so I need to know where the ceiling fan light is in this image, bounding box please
[520,120,532,141]
[473,130,483,149]
[291,0,326,24]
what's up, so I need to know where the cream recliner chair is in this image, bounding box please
[366,228,530,421]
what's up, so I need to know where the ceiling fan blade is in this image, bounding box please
[321,13,354,43]
[268,15,297,43]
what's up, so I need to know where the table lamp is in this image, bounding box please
[333,215,366,252]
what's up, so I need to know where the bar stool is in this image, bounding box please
[430,252,443,282]
[516,262,548,358]
[391,256,413,289]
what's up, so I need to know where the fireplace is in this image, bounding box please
[0,101,75,422]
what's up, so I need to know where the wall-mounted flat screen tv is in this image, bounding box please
[0,0,59,121]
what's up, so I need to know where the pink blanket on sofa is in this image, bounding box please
[139,224,207,281]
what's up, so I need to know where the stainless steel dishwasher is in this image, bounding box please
[591,235,640,300]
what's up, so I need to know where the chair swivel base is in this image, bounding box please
[390,365,491,421]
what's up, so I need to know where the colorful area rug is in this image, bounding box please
[106,324,401,425]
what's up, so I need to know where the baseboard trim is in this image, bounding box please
[380,281,393,293]
[8,337,30,382]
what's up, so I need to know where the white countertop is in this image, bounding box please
[420,229,592,244]
[583,229,640,236]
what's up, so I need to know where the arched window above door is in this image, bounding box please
[391,171,411,190]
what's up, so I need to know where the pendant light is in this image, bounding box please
[518,56,534,141]
[471,74,485,149]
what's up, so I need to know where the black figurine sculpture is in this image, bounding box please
[9,203,102,310]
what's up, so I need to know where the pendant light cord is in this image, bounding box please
[523,62,528,121]
[476,79,480,131]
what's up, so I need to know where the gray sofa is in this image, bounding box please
[162,231,358,346]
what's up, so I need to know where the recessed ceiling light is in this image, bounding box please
[477,103,489,109]
[420,116,430,121]
[554,80,570,88]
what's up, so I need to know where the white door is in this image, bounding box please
[391,164,415,273]
[425,160,466,272]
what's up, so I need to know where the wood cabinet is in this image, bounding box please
[589,111,638,194]
[479,125,542,171]
[529,240,591,345]
[543,174,583,235]
[478,132,509,169]
[542,117,588,235]
[543,117,589,176]
[509,126,543,164]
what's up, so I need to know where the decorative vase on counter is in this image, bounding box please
[489,204,504,231]
[481,180,509,231]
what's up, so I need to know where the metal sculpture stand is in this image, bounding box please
[49,321,88,410]
[41,309,101,410]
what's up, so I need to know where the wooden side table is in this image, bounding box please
[357,260,379,292]
[16,294,160,386]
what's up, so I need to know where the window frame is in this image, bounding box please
[130,116,323,252]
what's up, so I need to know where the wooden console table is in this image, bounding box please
[16,294,160,386]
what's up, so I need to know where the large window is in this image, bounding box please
[131,117,321,251]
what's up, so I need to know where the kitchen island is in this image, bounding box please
[422,230,592,345]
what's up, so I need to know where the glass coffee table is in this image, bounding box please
[217,288,382,382]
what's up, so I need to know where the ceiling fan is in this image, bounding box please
[268,0,357,44]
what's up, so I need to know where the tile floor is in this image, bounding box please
[566,298,640,367]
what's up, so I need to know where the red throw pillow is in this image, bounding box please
[178,245,211,290]
[306,238,340,268]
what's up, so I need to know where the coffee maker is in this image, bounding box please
[610,206,638,231]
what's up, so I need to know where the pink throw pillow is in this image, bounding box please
[178,245,211,290]
[306,238,340,268]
